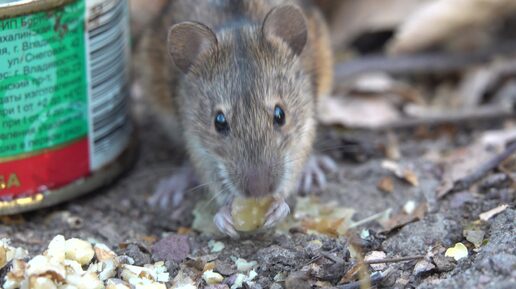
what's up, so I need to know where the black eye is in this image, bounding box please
[273,105,285,127]
[214,112,229,134]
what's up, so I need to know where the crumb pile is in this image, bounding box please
[1,236,169,289]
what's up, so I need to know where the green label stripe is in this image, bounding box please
[0,0,88,158]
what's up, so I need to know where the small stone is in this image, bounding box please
[208,240,225,253]
[270,283,283,289]
[122,244,151,266]
[152,235,190,263]
[484,253,516,275]
[463,229,485,248]
[478,274,491,284]
[233,258,257,272]
[413,259,435,275]
[432,255,455,272]
[449,192,475,208]
[215,260,236,276]
[285,271,310,289]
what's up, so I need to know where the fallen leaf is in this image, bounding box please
[403,170,419,187]
[339,263,362,284]
[380,203,427,233]
[177,227,192,235]
[294,197,355,236]
[377,177,394,193]
[445,243,468,261]
[389,0,516,53]
[329,0,427,48]
[479,204,509,221]
[318,95,400,129]
[436,142,497,198]
[364,251,387,271]
[381,160,419,187]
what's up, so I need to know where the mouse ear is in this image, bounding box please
[167,21,218,73]
[262,5,307,55]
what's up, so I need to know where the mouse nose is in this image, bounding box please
[244,167,275,197]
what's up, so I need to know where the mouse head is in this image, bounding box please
[167,5,316,203]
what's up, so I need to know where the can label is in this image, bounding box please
[0,0,131,199]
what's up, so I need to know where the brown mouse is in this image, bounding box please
[136,0,336,238]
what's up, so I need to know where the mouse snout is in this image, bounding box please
[243,166,276,197]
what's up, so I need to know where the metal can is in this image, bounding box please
[0,0,136,214]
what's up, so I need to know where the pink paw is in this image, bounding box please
[213,198,290,239]
[214,205,239,239]
[147,166,197,209]
[298,155,337,194]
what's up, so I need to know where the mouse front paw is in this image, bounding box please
[147,165,197,209]
[298,154,337,194]
[263,199,290,229]
[213,205,240,239]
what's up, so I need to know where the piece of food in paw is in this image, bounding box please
[231,196,274,232]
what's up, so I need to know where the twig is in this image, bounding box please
[320,251,346,264]
[330,268,393,289]
[334,42,516,79]
[363,255,425,265]
[349,208,392,229]
[306,247,339,265]
[453,141,516,192]
[374,107,515,130]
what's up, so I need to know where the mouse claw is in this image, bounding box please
[214,205,240,239]
[263,199,290,229]
[147,166,196,209]
[298,154,337,194]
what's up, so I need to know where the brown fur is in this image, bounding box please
[135,0,333,204]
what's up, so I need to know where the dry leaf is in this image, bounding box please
[380,203,427,233]
[479,204,509,221]
[329,0,428,47]
[377,177,394,193]
[295,197,355,236]
[436,142,497,198]
[364,251,387,271]
[381,160,419,186]
[318,95,400,128]
[389,0,516,53]
[339,263,362,284]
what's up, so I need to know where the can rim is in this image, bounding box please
[0,0,75,19]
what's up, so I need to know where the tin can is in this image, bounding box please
[0,0,136,214]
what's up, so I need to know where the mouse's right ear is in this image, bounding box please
[167,22,218,73]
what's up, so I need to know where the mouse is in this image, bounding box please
[135,0,336,238]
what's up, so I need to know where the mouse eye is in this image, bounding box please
[214,111,229,134]
[273,105,286,127]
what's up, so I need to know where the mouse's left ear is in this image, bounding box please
[262,5,307,56]
[168,21,218,73]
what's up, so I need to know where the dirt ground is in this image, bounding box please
[1,102,514,288]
